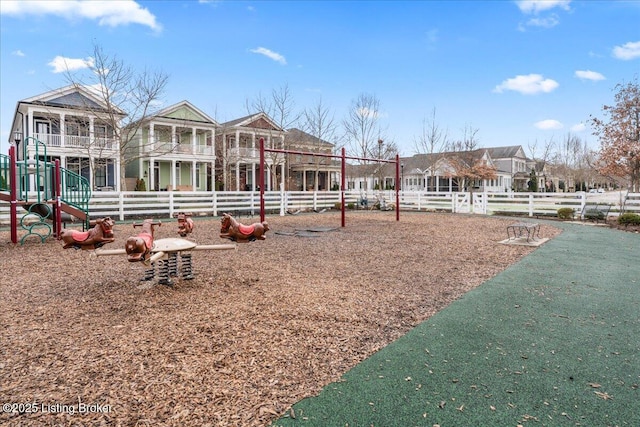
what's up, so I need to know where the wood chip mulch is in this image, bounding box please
[0,212,560,426]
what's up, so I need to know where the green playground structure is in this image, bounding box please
[0,137,91,244]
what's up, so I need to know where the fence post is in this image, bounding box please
[280,186,286,216]
[529,193,534,217]
[212,191,218,217]
[119,192,125,221]
[169,192,174,218]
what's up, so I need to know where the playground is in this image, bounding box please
[0,211,560,426]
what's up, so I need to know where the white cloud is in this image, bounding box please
[535,119,563,130]
[250,47,286,65]
[493,74,559,95]
[570,123,586,132]
[575,70,605,81]
[0,0,162,32]
[612,41,640,60]
[515,0,571,14]
[12,50,25,57]
[524,14,560,28]
[48,56,95,73]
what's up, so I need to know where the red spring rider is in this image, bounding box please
[125,219,161,262]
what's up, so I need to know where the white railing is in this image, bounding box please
[31,133,117,150]
[142,140,214,156]
[2,190,638,224]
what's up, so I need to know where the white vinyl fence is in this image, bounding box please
[1,190,638,224]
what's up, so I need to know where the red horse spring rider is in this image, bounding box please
[219,213,269,242]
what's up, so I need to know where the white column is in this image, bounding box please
[150,158,155,191]
[149,123,155,152]
[172,160,177,190]
[115,157,121,191]
[192,127,197,155]
[211,160,216,192]
[222,133,227,191]
[60,113,66,148]
[251,163,256,191]
[89,117,95,148]
[192,160,196,191]
[235,161,240,191]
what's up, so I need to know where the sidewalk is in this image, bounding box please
[274,222,640,427]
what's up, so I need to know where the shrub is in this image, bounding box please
[557,207,575,220]
[584,209,605,220]
[618,213,640,226]
[135,178,146,191]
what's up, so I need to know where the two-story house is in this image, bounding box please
[284,128,341,191]
[9,85,122,191]
[216,113,286,191]
[125,101,218,192]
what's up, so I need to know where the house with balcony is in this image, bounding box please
[346,146,522,193]
[284,128,341,191]
[9,85,123,191]
[216,113,286,191]
[125,101,218,192]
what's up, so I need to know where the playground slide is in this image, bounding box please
[24,202,85,224]
[24,202,53,220]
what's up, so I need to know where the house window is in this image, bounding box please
[94,158,115,189]
[196,164,201,189]
[175,162,181,185]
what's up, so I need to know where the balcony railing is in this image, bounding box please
[143,140,214,156]
[32,133,117,151]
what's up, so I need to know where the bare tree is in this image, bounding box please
[414,108,449,190]
[300,97,339,190]
[246,84,301,189]
[343,93,384,161]
[64,43,169,191]
[552,133,588,191]
[342,93,388,190]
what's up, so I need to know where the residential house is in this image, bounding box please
[216,113,286,191]
[346,145,538,193]
[9,85,123,191]
[486,145,533,191]
[125,101,218,192]
[284,128,341,191]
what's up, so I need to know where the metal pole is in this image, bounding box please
[54,159,62,238]
[9,146,17,244]
[396,154,400,221]
[259,137,265,223]
[341,147,346,228]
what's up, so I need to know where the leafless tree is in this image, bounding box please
[246,84,301,189]
[300,97,339,190]
[343,93,385,161]
[342,93,389,190]
[63,43,169,191]
[414,108,449,190]
[552,133,594,191]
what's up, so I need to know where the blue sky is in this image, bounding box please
[1,0,639,157]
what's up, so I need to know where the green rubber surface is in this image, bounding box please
[274,222,640,427]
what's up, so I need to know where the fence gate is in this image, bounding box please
[473,192,487,214]
[453,192,470,213]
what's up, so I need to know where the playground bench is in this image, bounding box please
[506,222,540,242]
[581,203,611,223]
